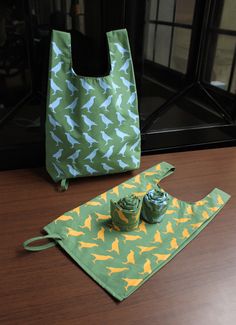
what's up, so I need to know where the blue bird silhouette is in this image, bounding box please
[130,139,140,152]
[99,114,113,129]
[102,145,114,160]
[67,150,81,163]
[65,115,79,131]
[49,97,62,113]
[101,131,112,145]
[99,79,112,94]
[99,95,113,111]
[101,163,114,173]
[111,60,116,71]
[51,62,63,77]
[130,125,140,138]
[53,148,63,161]
[85,149,99,163]
[127,92,136,107]
[118,143,128,157]
[65,97,79,114]
[52,42,62,58]
[82,96,95,113]
[120,77,135,91]
[65,132,80,148]
[131,155,139,168]
[128,110,139,123]
[116,94,122,109]
[52,162,64,178]
[119,58,130,74]
[83,132,98,148]
[84,164,98,175]
[66,80,78,96]
[115,128,129,142]
[50,131,63,146]
[114,43,129,57]
[50,79,62,95]
[48,114,61,130]
[80,79,94,95]
[82,114,97,131]
[67,164,80,177]
[111,81,120,92]
[116,112,125,126]
[117,159,128,170]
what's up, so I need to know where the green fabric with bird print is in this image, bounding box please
[46,29,140,187]
[23,162,230,301]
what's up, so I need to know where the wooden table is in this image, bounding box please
[1,147,236,325]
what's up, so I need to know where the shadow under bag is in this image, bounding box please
[46,29,141,189]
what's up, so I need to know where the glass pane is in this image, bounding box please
[147,0,158,20]
[158,0,174,22]
[175,0,195,24]
[219,0,236,31]
[170,27,191,73]
[145,23,155,60]
[210,35,235,91]
[154,25,172,66]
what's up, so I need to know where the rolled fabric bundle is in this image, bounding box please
[111,195,142,231]
[141,186,169,224]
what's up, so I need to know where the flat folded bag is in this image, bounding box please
[23,162,231,301]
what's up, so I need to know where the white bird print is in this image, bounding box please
[82,96,95,113]
[82,114,97,131]
[101,131,112,145]
[127,92,136,107]
[67,150,81,164]
[130,125,140,138]
[65,132,80,148]
[50,79,62,95]
[83,132,98,148]
[115,128,129,142]
[128,109,139,122]
[130,139,140,152]
[65,98,78,114]
[66,80,78,96]
[67,164,80,177]
[118,143,128,157]
[102,145,114,160]
[116,94,122,109]
[65,115,79,131]
[114,43,129,57]
[80,79,94,95]
[120,77,134,91]
[131,155,139,168]
[99,79,112,94]
[111,81,120,92]
[84,164,98,175]
[52,41,62,58]
[85,148,99,163]
[99,95,113,111]
[119,58,130,74]
[49,97,62,113]
[99,114,113,129]
[116,111,125,126]
[117,159,128,170]
[50,131,63,146]
[101,163,114,173]
[111,60,116,71]
[53,148,63,161]
[52,162,64,178]
[48,114,61,130]
[51,62,63,77]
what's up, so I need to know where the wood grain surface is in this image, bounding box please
[0,147,236,325]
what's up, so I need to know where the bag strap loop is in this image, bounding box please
[23,234,62,252]
[59,179,69,191]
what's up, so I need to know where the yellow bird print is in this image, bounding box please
[91,254,114,263]
[100,192,107,202]
[195,200,207,206]
[185,205,193,215]
[163,222,174,234]
[111,223,121,232]
[123,250,135,265]
[133,192,146,197]
[72,206,80,214]
[134,174,141,184]
[217,195,224,205]
[111,186,119,196]
[55,215,73,223]
[86,201,101,206]
[116,209,129,224]
[172,198,179,208]
[191,222,203,229]
[181,228,190,239]
[165,210,176,215]
[107,237,120,254]
[106,267,129,276]
[122,278,143,291]
[144,171,156,177]
[202,211,209,220]
[173,218,191,225]
[95,213,111,221]
[137,246,156,255]
[122,183,136,189]
[152,230,162,243]
[80,215,92,231]
[146,183,153,191]
[93,227,105,241]
[155,164,161,171]
[139,258,152,275]
[78,242,99,249]
[153,253,171,264]
[208,206,218,212]
[167,238,178,250]
[66,227,84,237]
[137,220,147,234]
[123,234,142,243]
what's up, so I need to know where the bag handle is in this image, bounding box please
[23,234,62,252]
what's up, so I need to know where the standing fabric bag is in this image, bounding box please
[46,29,141,189]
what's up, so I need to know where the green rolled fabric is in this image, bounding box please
[141,186,169,224]
[111,195,142,231]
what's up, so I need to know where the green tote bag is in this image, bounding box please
[46,29,141,189]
